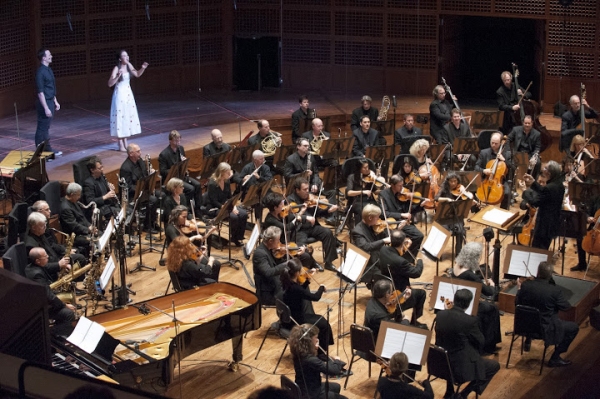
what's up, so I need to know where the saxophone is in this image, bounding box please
[55,232,77,292]
[145,154,152,174]
[378,95,391,121]
[83,255,104,301]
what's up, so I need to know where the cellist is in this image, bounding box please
[475,132,512,209]
[507,115,542,178]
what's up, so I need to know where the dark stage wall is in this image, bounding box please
[0,0,599,118]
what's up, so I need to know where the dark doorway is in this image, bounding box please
[233,36,280,91]
[439,16,542,105]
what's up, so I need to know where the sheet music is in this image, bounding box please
[340,248,368,282]
[99,255,116,290]
[245,224,261,257]
[381,328,428,365]
[433,281,476,315]
[67,317,105,354]
[482,208,513,225]
[422,225,446,258]
[508,249,546,277]
[98,218,114,252]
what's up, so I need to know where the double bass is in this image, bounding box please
[582,210,600,255]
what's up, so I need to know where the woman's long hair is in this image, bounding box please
[353,159,370,186]
[455,242,483,273]
[168,205,188,226]
[210,162,232,182]
[288,324,319,358]
[280,258,302,291]
[166,235,195,273]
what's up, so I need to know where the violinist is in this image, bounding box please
[507,115,542,177]
[287,178,339,272]
[565,134,595,182]
[497,70,530,134]
[435,173,467,255]
[561,94,598,133]
[475,132,512,209]
[262,192,321,272]
[399,156,421,186]
[166,235,220,290]
[163,178,191,225]
[351,204,391,286]
[164,206,211,248]
[522,161,565,250]
[284,138,322,193]
[352,115,383,157]
[409,139,433,181]
[453,242,502,355]
[394,114,422,148]
[379,174,425,255]
[281,258,334,351]
[379,230,427,330]
[364,279,407,340]
[376,352,433,399]
[346,158,378,222]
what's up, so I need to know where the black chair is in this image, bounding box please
[2,242,28,277]
[344,324,381,389]
[477,130,496,152]
[40,181,61,217]
[165,270,183,295]
[280,375,302,399]
[341,157,376,183]
[506,304,549,375]
[427,344,478,398]
[254,298,295,373]
[72,156,95,186]
[6,202,29,248]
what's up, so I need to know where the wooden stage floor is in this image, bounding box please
[0,90,597,399]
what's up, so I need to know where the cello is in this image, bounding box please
[582,210,600,255]
[476,137,507,205]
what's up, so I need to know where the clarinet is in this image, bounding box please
[102,174,120,209]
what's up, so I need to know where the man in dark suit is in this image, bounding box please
[352,116,382,157]
[283,138,322,193]
[203,129,231,157]
[475,132,512,209]
[158,130,201,208]
[60,183,95,256]
[394,114,423,147]
[496,70,530,134]
[351,95,379,131]
[301,118,332,168]
[429,85,453,145]
[292,95,311,142]
[83,156,119,223]
[507,115,542,177]
[364,279,406,339]
[232,150,272,220]
[26,247,75,333]
[351,204,390,285]
[516,261,579,367]
[379,230,427,329]
[561,94,598,133]
[252,226,289,306]
[435,289,500,398]
[522,160,565,250]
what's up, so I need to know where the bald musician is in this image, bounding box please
[203,129,231,157]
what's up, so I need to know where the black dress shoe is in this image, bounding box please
[412,321,428,330]
[548,357,572,367]
[570,264,587,272]
[324,262,338,272]
[314,263,324,272]
[232,240,244,247]
[523,338,531,352]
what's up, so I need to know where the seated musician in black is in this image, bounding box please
[352,115,382,157]
[26,247,76,334]
[409,139,432,182]
[475,131,512,209]
[364,279,407,340]
[164,206,210,248]
[287,178,338,271]
[434,173,467,255]
[445,108,475,169]
[453,242,502,354]
[119,143,159,232]
[507,115,542,178]
[203,129,231,157]
[291,95,311,142]
[166,235,220,289]
[232,150,272,220]
[561,94,598,135]
[377,352,433,399]
[163,178,191,226]
[158,130,201,210]
[350,95,379,131]
[262,192,320,271]
[281,258,334,350]
[60,183,96,256]
[206,162,247,247]
[248,120,281,172]
[252,226,290,306]
[345,158,378,224]
[283,138,321,194]
[351,204,390,286]
[379,230,427,329]
[379,174,425,255]
[394,114,422,148]
[83,156,119,225]
[301,118,334,169]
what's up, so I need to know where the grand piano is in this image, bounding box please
[53,282,260,393]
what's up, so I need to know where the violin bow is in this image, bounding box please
[386,266,405,319]
[312,183,325,218]
[380,198,392,239]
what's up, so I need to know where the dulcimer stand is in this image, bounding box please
[471,206,523,286]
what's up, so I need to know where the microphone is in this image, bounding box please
[145,1,150,20]
[392,95,397,108]
[66,12,73,31]
[338,128,341,138]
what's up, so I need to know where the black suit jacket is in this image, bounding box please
[379,188,410,220]
[394,126,423,146]
[516,278,572,345]
[379,246,423,291]
[24,232,62,275]
[429,99,452,141]
[364,297,398,340]
[203,142,231,157]
[352,128,380,157]
[351,222,387,267]
[561,108,598,132]
[158,145,186,181]
[232,161,273,192]
[351,106,379,131]
[283,152,321,187]
[528,178,564,243]
[435,307,486,383]
[25,263,67,317]
[252,243,287,305]
[475,147,513,174]
[60,199,91,236]
[291,107,310,140]
[507,126,541,157]
[83,175,118,217]
[120,157,148,199]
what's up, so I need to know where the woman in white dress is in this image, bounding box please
[108,50,148,152]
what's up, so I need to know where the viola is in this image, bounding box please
[396,187,425,204]
[476,137,508,205]
[385,289,408,313]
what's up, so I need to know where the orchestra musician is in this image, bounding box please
[26,247,76,334]
[435,172,467,255]
[158,130,201,209]
[166,235,220,289]
[434,289,500,398]
[59,183,96,256]
[83,156,119,223]
[233,150,272,220]
[429,85,453,145]
[561,94,598,133]
[249,120,281,157]
[507,115,542,177]
[345,159,378,223]
[379,174,426,254]
[252,226,291,306]
[398,156,421,186]
[287,178,339,272]
[445,108,474,168]
[119,143,159,232]
[302,118,333,168]
[203,129,231,157]
[516,261,579,367]
[376,352,434,399]
[262,192,321,271]
[475,132,512,209]
[31,201,66,249]
[394,114,423,148]
[292,95,311,142]
[453,242,502,355]
[164,206,207,248]
[163,178,191,226]
[364,279,407,340]
[379,230,428,330]
[571,192,600,272]
[281,258,335,349]
[284,138,322,193]
[352,204,391,286]
[352,115,383,157]
[288,324,348,399]
[497,70,530,134]
[350,95,379,131]
[206,162,248,247]
[409,139,432,181]
[521,161,565,250]
[566,134,595,182]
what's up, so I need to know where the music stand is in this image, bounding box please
[242,179,273,213]
[375,320,431,367]
[429,276,482,316]
[428,144,446,167]
[434,198,472,267]
[365,145,394,179]
[198,151,229,180]
[273,144,296,169]
[452,137,479,169]
[503,244,552,278]
[210,192,243,270]
[163,159,189,186]
[336,243,369,335]
[399,135,431,155]
[471,206,524,285]
[129,172,158,273]
[320,136,354,160]
[422,222,451,275]
[229,143,259,173]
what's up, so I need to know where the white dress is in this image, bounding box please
[110,72,141,138]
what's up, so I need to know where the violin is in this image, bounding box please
[476,137,507,205]
[385,289,409,313]
[396,187,426,204]
[373,218,405,235]
[306,194,335,210]
[404,171,422,185]
[279,203,305,218]
[272,242,303,259]
[440,295,453,309]
[363,175,390,189]
[450,184,474,200]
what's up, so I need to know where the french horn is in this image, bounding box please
[261,130,282,157]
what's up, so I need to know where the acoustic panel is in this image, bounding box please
[335,0,384,6]
[286,0,330,4]
[283,38,331,64]
[495,0,546,15]
[283,10,331,35]
[1,20,30,56]
[134,0,181,9]
[440,0,492,13]
[180,0,223,4]
[89,0,132,14]
[89,17,134,44]
[40,0,85,18]
[387,14,437,40]
[547,51,595,79]
[234,9,280,35]
[0,59,31,89]
[182,8,222,35]
[335,12,383,37]
[90,48,123,74]
[548,21,596,48]
[136,13,179,39]
[387,0,436,9]
[182,37,223,64]
[138,42,179,67]
[41,21,86,47]
[387,43,437,69]
[49,51,88,78]
[549,0,597,18]
[334,41,383,67]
